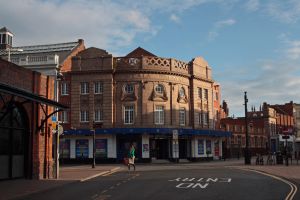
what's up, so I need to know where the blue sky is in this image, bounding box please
[1,0,300,116]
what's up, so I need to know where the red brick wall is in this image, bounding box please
[0,58,56,179]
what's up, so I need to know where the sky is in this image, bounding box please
[1,0,300,116]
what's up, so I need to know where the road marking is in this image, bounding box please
[169,177,232,189]
[109,186,115,190]
[80,167,120,181]
[91,194,98,199]
[102,167,121,177]
[241,169,297,200]
[101,190,108,194]
[116,183,121,186]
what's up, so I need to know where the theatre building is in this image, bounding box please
[0,58,67,180]
[59,47,231,163]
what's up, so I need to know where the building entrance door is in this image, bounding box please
[150,139,169,159]
[0,105,28,180]
[179,139,188,159]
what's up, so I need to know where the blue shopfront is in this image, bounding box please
[61,128,231,163]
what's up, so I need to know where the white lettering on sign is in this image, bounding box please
[169,177,232,189]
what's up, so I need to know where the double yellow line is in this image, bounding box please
[243,169,297,200]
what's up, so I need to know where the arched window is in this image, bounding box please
[124,84,134,94]
[179,87,185,97]
[155,84,164,94]
[0,103,27,179]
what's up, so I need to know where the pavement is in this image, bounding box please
[0,159,299,200]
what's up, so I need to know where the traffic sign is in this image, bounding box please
[52,115,57,122]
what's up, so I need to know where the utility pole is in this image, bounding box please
[244,91,251,164]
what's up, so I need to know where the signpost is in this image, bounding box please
[172,130,179,162]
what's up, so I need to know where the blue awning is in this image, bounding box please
[63,128,231,137]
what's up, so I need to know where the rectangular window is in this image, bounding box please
[59,139,70,158]
[198,87,202,99]
[80,82,89,94]
[94,109,103,122]
[198,140,204,155]
[215,92,218,101]
[75,139,89,158]
[198,112,202,125]
[238,135,241,145]
[155,105,164,125]
[204,89,208,100]
[80,110,89,122]
[179,108,185,126]
[95,139,107,158]
[202,112,208,125]
[124,105,134,124]
[94,82,103,94]
[61,82,69,95]
[206,140,212,154]
[61,111,68,123]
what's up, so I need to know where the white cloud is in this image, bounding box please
[265,0,300,23]
[245,0,260,11]
[215,19,236,28]
[286,41,300,60]
[219,59,300,117]
[208,19,236,41]
[0,0,154,52]
[170,14,181,23]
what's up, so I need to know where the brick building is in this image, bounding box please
[0,58,67,180]
[220,102,295,158]
[59,47,231,163]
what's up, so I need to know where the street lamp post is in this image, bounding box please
[92,121,96,168]
[244,91,251,164]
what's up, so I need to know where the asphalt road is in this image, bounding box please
[15,167,294,200]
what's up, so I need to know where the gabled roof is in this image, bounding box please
[126,47,157,57]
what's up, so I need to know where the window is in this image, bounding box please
[61,82,69,95]
[179,87,185,97]
[61,111,68,123]
[94,82,103,94]
[94,109,103,122]
[179,108,185,126]
[198,112,202,125]
[204,89,208,100]
[124,105,134,124]
[80,110,89,122]
[238,135,241,145]
[215,92,218,101]
[202,112,208,125]
[198,88,202,99]
[81,82,89,94]
[155,84,164,94]
[255,136,258,147]
[124,84,134,94]
[155,105,164,125]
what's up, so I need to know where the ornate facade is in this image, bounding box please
[60,47,230,162]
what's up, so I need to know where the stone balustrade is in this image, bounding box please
[11,54,59,66]
[114,56,189,74]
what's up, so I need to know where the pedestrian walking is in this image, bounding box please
[128,144,136,171]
